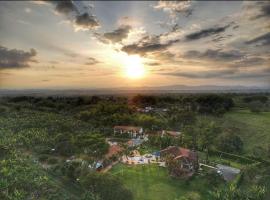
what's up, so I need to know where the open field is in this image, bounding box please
[214,109,270,157]
[109,164,217,200]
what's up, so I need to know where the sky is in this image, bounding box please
[0,0,269,89]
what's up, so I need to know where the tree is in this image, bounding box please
[195,94,234,115]
[182,125,199,150]
[131,95,157,107]
[248,101,263,113]
[135,114,164,130]
[81,191,101,200]
[165,154,186,177]
[74,133,109,158]
[169,110,196,130]
[197,119,221,162]
[217,132,243,153]
[177,192,201,200]
[210,184,265,200]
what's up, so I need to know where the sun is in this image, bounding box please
[123,55,145,79]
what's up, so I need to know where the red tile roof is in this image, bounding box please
[160,146,198,162]
[105,144,123,158]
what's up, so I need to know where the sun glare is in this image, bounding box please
[123,55,145,79]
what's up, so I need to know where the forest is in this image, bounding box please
[0,93,270,200]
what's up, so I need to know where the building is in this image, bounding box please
[114,126,144,138]
[105,144,123,159]
[161,130,182,138]
[160,146,199,177]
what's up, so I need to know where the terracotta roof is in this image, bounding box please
[114,126,142,132]
[105,144,123,158]
[160,146,198,162]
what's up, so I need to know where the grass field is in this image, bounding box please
[109,164,217,200]
[218,109,270,156]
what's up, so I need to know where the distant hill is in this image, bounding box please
[0,85,269,96]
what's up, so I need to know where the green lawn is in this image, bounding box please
[109,164,217,200]
[219,110,270,155]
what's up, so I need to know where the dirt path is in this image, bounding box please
[101,161,119,173]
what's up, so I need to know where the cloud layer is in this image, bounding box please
[0,45,37,69]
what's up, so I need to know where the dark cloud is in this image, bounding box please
[185,25,230,41]
[254,2,270,19]
[49,0,99,31]
[245,32,270,46]
[85,57,100,65]
[103,25,131,43]
[183,49,244,62]
[0,45,37,69]
[121,40,178,56]
[75,13,99,30]
[144,62,161,66]
[161,68,237,79]
[95,25,132,44]
[54,0,77,14]
[151,51,176,62]
[227,71,270,80]
[161,68,270,80]
[121,34,179,56]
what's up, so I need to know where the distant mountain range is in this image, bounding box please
[115,84,270,91]
[0,85,269,96]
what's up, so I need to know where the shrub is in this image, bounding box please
[47,157,58,165]
[217,132,243,153]
[38,154,49,162]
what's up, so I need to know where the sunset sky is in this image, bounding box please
[0,1,269,89]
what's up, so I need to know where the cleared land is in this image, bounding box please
[217,110,270,156]
[109,164,216,200]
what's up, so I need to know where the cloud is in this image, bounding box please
[183,49,244,62]
[150,51,176,62]
[54,0,77,14]
[85,57,100,65]
[154,1,193,19]
[161,68,237,79]
[226,70,270,80]
[121,34,179,56]
[245,32,270,46]
[121,39,179,56]
[254,2,270,19]
[144,62,161,66]
[96,25,132,44]
[49,0,100,31]
[74,13,99,31]
[160,68,270,80]
[232,57,268,68]
[117,16,141,27]
[185,25,230,41]
[0,45,37,69]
